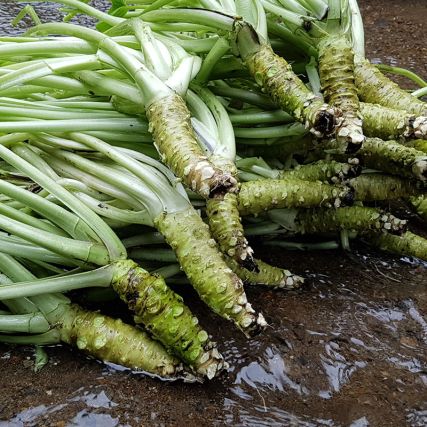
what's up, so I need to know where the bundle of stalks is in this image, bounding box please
[0,0,424,380]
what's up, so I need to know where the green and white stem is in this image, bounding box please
[188,84,256,269]
[24,20,235,198]
[0,254,224,378]
[264,0,363,149]
[29,137,265,336]
[94,0,337,137]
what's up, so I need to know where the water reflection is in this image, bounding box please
[222,399,335,427]
[219,250,426,425]
[69,410,121,427]
[0,403,67,427]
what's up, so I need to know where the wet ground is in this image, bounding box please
[0,1,426,426]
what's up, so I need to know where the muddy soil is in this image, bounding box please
[0,1,426,426]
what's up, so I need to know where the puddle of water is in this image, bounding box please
[70,390,118,409]
[69,410,121,427]
[407,409,427,427]
[222,398,336,427]
[0,403,68,427]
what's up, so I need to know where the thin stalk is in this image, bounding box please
[0,55,102,91]
[0,118,148,134]
[0,213,109,265]
[0,138,126,261]
[234,123,308,139]
[375,64,427,88]
[0,264,114,300]
[196,38,231,84]
[0,234,80,266]
[229,110,293,125]
[0,313,50,334]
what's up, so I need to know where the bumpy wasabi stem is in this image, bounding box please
[406,140,427,154]
[206,158,256,270]
[318,35,364,151]
[361,103,427,141]
[154,208,266,336]
[237,26,336,138]
[409,195,427,221]
[225,256,304,290]
[207,192,255,270]
[320,138,427,181]
[237,178,353,216]
[279,160,361,183]
[110,259,224,378]
[355,58,427,116]
[146,93,237,198]
[291,206,407,235]
[350,174,421,201]
[366,231,427,262]
[48,302,182,377]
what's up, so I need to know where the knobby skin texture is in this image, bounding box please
[361,103,427,141]
[155,208,266,336]
[53,303,181,377]
[244,44,336,137]
[225,256,304,290]
[321,138,427,181]
[367,231,427,262]
[237,178,352,216]
[146,93,236,198]
[292,206,406,235]
[111,259,224,378]
[279,160,361,183]
[355,59,427,116]
[318,35,364,150]
[207,193,255,269]
[350,174,420,201]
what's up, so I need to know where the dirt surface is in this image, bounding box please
[0,1,426,426]
[361,0,427,83]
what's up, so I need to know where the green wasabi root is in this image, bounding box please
[361,103,427,141]
[207,192,256,271]
[226,256,304,290]
[146,93,237,198]
[355,59,427,116]
[409,195,427,222]
[318,35,364,151]
[48,303,183,378]
[350,174,421,201]
[237,178,354,216]
[366,231,427,262]
[406,140,427,154]
[111,259,224,378]
[237,26,336,138]
[275,206,407,235]
[279,160,362,184]
[321,138,427,181]
[155,208,266,337]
